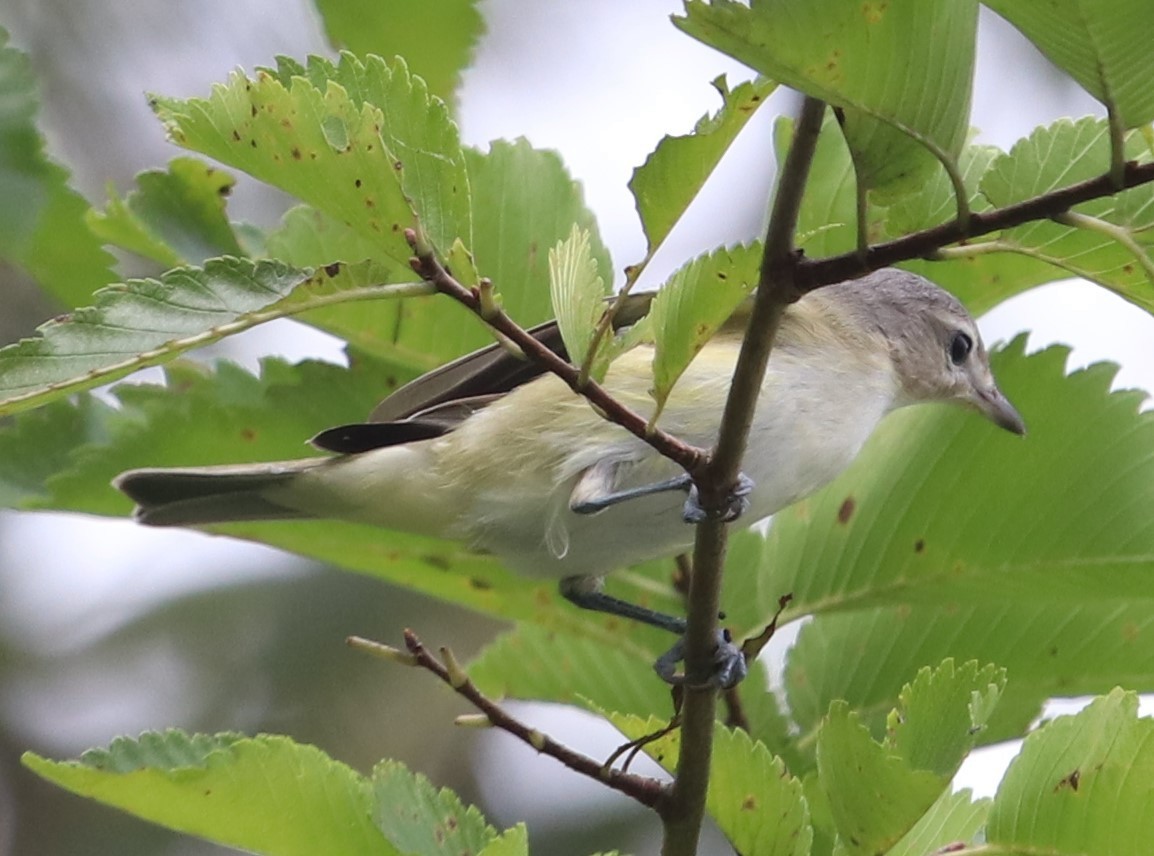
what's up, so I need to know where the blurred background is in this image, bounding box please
[0,1,1151,853]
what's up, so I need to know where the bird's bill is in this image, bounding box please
[972,385,1026,436]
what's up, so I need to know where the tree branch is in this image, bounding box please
[349,632,669,809]
[404,229,706,475]
[658,96,828,856]
[796,158,1154,289]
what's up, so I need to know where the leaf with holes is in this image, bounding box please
[630,76,777,255]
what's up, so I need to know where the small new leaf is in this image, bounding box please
[549,225,608,371]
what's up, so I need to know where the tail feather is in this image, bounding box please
[114,460,322,527]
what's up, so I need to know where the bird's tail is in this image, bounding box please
[114,459,325,527]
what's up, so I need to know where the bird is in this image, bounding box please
[115,267,1025,687]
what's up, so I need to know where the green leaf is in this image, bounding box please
[0,257,427,417]
[979,117,1154,312]
[774,113,859,259]
[468,624,671,717]
[676,0,978,196]
[313,0,484,106]
[886,789,988,856]
[886,660,1004,778]
[816,702,943,855]
[984,0,1154,129]
[987,689,1154,853]
[151,53,471,263]
[630,76,777,255]
[476,825,528,856]
[23,730,394,855]
[549,225,608,369]
[608,714,811,856]
[647,243,760,418]
[0,28,115,306]
[784,600,1154,750]
[371,759,496,855]
[465,138,612,306]
[719,341,1154,634]
[775,111,1061,311]
[883,140,1002,236]
[87,157,245,266]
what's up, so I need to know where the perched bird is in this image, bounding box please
[116,268,1024,687]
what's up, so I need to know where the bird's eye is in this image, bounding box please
[949,331,973,366]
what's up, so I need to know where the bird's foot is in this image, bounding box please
[654,627,748,689]
[682,473,754,524]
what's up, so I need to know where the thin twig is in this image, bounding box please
[659,95,828,856]
[404,229,706,476]
[349,632,669,809]
[796,158,1154,289]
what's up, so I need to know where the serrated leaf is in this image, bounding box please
[987,689,1154,853]
[676,0,977,197]
[647,243,760,417]
[719,341,1154,636]
[0,257,426,417]
[549,225,607,369]
[151,53,470,263]
[87,157,245,266]
[371,759,496,855]
[979,117,1154,312]
[630,76,777,254]
[887,659,1004,778]
[785,599,1154,752]
[984,0,1154,129]
[23,730,395,855]
[608,713,811,856]
[263,205,491,369]
[476,825,528,856]
[313,0,483,106]
[0,28,115,306]
[817,701,944,855]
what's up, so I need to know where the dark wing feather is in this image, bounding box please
[322,293,656,454]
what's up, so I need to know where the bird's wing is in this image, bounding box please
[311,294,657,455]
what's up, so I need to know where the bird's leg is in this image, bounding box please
[559,575,748,689]
[569,461,756,524]
[569,460,692,515]
[560,575,686,634]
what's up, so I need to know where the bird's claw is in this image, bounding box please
[682,473,754,524]
[654,627,748,690]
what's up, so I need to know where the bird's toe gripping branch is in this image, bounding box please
[654,628,748,690]
[682,473,754,524]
